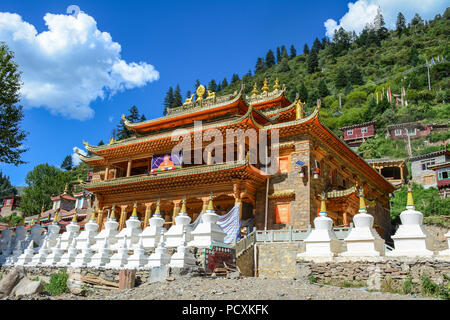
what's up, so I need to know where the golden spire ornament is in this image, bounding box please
[252,83,258,95]
[273,78,280,90]
[154,199,161,216]
[110,205,116,220]
[319,192,327,216]
[406,184,415,210]
[90,208,97,221]
[180,196,187,215]
[207,192,214,212]
[53,211,60,223]
[261,78,269,92]
[131,201,138,217]
[72,212,77,222]
[295,100,304,120]
[358,188,367,213]
[63,184,68,194]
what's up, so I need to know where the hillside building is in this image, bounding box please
[409,149,450,188]
[340,121,376,150]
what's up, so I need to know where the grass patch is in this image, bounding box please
[421,274,450,300]
[0,273,3,281]
[31,276,40,282]
[424,216,450,228]
[44,269,69,296]
[381,276,401,294]
[402,275,416,295]
[308,274,317,284]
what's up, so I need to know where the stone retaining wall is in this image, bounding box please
[256,242,303,278]
[297,257,450,292]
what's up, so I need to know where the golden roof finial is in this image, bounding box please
[406,184,415,209]
[20,217,25,226]
[317,99,321,110]
[72,212,77,222]
[252,83,258,95]
[82,140,88,146]
[131,201,138,217]
[37,214,41,224]
[90,208,97,221]
[41,202,45,214]
[121,114,126,121]
[154,199,161,216]
[63,184,68,194]
[180,196,187,214]
[30,219,36,226]
[295,100,304,120]
[319,192,327,215]
[273,78,280,90]
[109,137,116,144]
[207,192,214,211]
[261,78,269,92]
[53,211,60,223]
[196,84,205,100]
[358,187,367,213]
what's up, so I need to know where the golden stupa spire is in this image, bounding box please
[41,202,45,214]
[252,83,259,95]
[110,205,116,220]
[358,188,367,213]
[406,184,415,209]
[207,192,214,212]
[72,212,77,222]
[154,199,161,216]
[273,78,280,90]
[261,78,269,92]
[63,184,68,194]
[90,207,97,221]
[180,196,187,214]
[131,201,138,217]
[319,192,327,216]
[53,210,60,223]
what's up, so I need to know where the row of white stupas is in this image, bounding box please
[299,186,450,260]
[0,195,227,270]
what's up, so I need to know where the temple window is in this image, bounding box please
[275,203,290,224]
[438,169,449,180]
[347,129,353,135]
[395,129,402,136]
[361,127,367,134]
[278,156,291,173]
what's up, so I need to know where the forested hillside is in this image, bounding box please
[163,8,449,153]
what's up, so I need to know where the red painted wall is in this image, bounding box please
[343,124,375,141]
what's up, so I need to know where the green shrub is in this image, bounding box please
[402,275,415,295]
[45,269,69,296]
[420,274,450,299]
[308,274,317,284]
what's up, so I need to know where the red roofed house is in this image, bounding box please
[340,121,376,150]
[0,195,22,218]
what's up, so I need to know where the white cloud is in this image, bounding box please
[72,147,86,166]
[0,8,159,120]
[108,115,114,123]
[324,0,448,38]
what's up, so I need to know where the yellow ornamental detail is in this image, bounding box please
[261,78,269,92]
[273,78,280,90]
[132,201,138,217]
[406,184,415,208]
[252,83,258,95]
[319,193,327,214]
[196,85,205,100]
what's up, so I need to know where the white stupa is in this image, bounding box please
[105,235,130,269]
[46,212,61,248]
[0,238,12,265]
[298,194,344,258]
[88,235,112,268]
[439,231,450,257]
[12,219,27,247]
[57,238,78,267]
[115,202,142,249]
[30,217,45,247]
[341,188,385,257]
[125,237,148,269]
[75,210,98,249]
[188,193,226,248]
[93,206,119,250]
[72,238,94,267]
[147,229,171,268]
[59,214,81,250]
[165,197,193,248]
[140,200,165,249]
[4,240,23,266]
[169,227,197,268]
[43,238,64,266]
[29,238,51,266]
[0,225,13,250]
[387,185,435,257]
[16,241,36,266]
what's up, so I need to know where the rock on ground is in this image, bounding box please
[11,278,44,298]
[0,270,23,297]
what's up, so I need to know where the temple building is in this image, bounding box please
[78,80,395,240]
[340,121,376,150]
[366,158,408,188]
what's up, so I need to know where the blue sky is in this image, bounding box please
[0,0,447,186]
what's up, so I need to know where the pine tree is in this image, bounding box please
[396,12,406,38]
[311,37,321,53]
[335,67,348,89]
[194,79,201,90]
[281,45,288,59]
[207,79,217,92]
[318,79,330,97]
[97,140,105,146]
[0,43,28,165]
[117,105,141,140]
[298,82,308,102]
[0,171,17,201]
[290,45,297,58]
[344,81,353,95]
[278,57,290,73]
[216,83,222,92]
[222,77,228,88]
[349,65,364,85]
[376,11,388,41]
[61,155,73,171]
[276,47,281,64]
[173,84,182,107]
[265,49,276,68]
[231,73,240,84]
[307,50,318,74]
[321,37,328,49]
[255,57,265,74]
[140,114,146,122]
[303,43,309,55]
[163,87,174,115]
[408,47,419,66]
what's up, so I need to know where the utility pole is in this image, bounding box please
[426,60,431,91]
[404,128,412,157]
